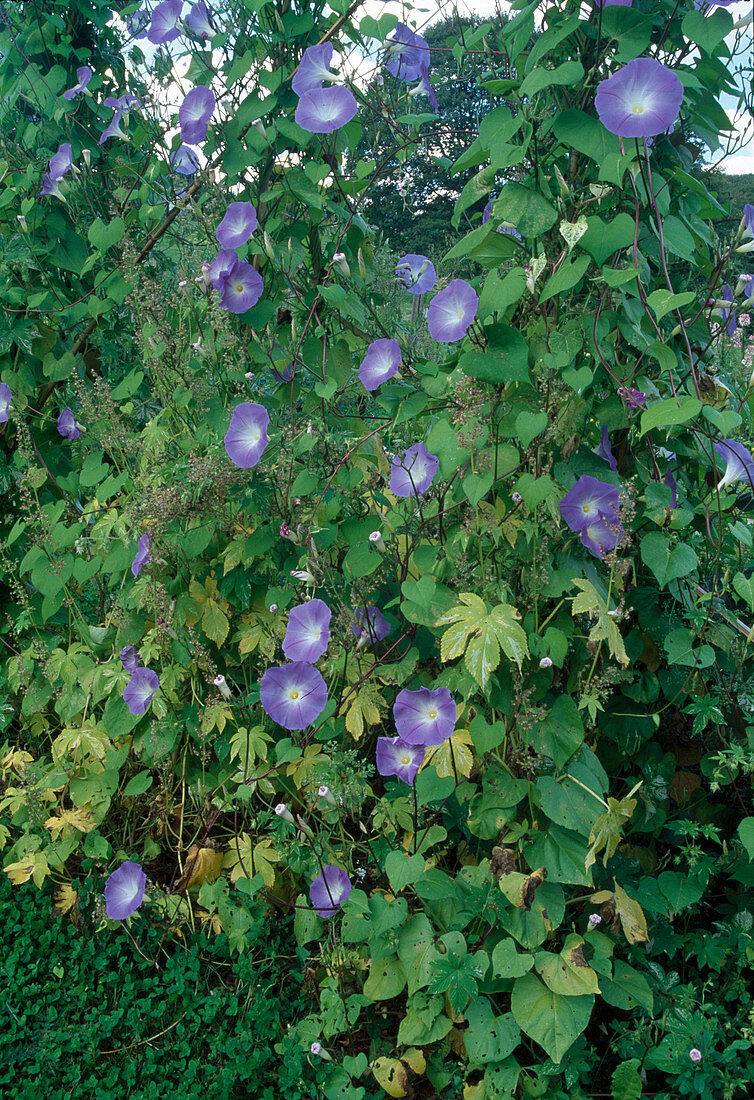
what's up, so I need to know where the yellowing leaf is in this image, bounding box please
[5,851,49,888]
[201,703,232,736]
[52,724,110,762]
[223,834,280,888]
[345,683,386,740]
[55,884,78,915]
[178,845,224,889]
[586,790,639,871]
[371,1057,408,1098]
[613,883,649,944]
[286,745,329,788]
[196,908,224,934]
[44,806,96,838]
[1,750,33,780]
[0,824,9,851]
[423,727,474,779]
[202,601,230,645]
[436,594,528,688]
[570,578,629,667]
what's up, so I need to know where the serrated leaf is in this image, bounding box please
[423,728,474,779]
[437,595,528,688]
[611,1059,642,1100]
[202,601,230,645]
[570,579,629,668]
[345,683,386,740]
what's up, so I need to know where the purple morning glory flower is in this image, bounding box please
[581,516,622,559]
[395,254,436,295]
[359,339,402,391]
[63,66,93,101]
[376,737,425,785]
[394,686,456,747]
[293,43,335,96]
[120,646,139,674]
[283,599,332,663]
[131,533,151,578]
[104,94,141,111]
[595,427,617,471]
[179,86,215,145]
[169,144,200,174]
[385,24,430,83]
[224,402,270,468]
[104,861,147,920]
[427,279,479,343]
[352,606,391,643]
[0,383,11,423]
[295,86,358,133]
[147,0,184,44]
[594,0,632,6]
[411,67,438,111]
[98,109,128,145]
[57,408,83,440]
[664,469,678,509]
[186,1,214,38]
[49,143,73,180]
[40,174,65,200]
[559,474,619,533]
[309,865,351,918]
[618,386,646,408]
[595,58,684,139]
[483,200,493,223]
[218,260,264,313]
[390,441,439,497]
[209,248,238,289]
[743,204,754,240]
[216,202,258,249]
[720,284,737,337]
[714,440,754,491]
[123,667,160,715]
[260,661,328,730]
[126,10,150,38]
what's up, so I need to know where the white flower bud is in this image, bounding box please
[291,569,314,582]
[274,804,295,824]
[310,1042,332,1061]
[332,252,350,278]
[368,531,386,553]
[539,657,553,669]
[213,674,231,699]
[253,120,267,140]
[16,214,27,232]
[82,149,91,167]
[318,785,337,806]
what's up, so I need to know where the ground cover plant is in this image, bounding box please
[1,0,754,1096]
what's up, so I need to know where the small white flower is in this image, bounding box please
[274,804,295,824]
[310,1042,332,1061]
[82,148,91,167]
[368,531,386,553]
[588,913,602,927]
[291,569,314,582]
[539,657,553,669]
[689,1048,702,1063]
[16,214,27,231]
[213,674,231,699]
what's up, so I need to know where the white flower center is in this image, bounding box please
[400,753,412,766]
[427,709,437,720]
[630,102,645,114]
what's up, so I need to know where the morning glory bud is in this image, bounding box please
[213,674,232,699]
[82,149,91,167]
[274,804,295,824]
[332,252,350,278]
[539,657,553,669]
[369,531,386,553]
[318,785,337,806]
[291,569,315,582]
[310,1042,332,1061]
[253,120,267,140]
[16,215,27,231]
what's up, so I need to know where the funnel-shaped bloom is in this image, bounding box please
[169,144,199,174]
[376,736,425,785]
[99,109,128,145]
[595,427,617,471]
[359,339,401,391]
[49,143,73,179]
[385,24,430,82]
[63,66,93,101]
[209,248,238,289]
[0,382,12,423]
[394,686,456,747]
[179,86,215,145]
[411,68,438,111]
[147,0,183,44]
[352,606,391,643]
[104,861,147,920]
[295,86,357,133]
[390,441,439,497]
[719,284,737,337]
[664,469,678,509]
[224,402,269,468]
[216,202,258,249]
[57,408,83,440]
[123,667,159,715]
[559,474,619,532]
[120,646,139,674]
[293,43,335,96]
[595,58,683,138]
[283,599,331,663]
[714,440,754,491]
[595,0,632,6]
[104,94,141,111]
[126,10,150,37]
[395,254,436,295]
[40,174,65,200]
[309,865,351,918]
[186,1,214,38]
[581,516,622,558]
[218,260,263,313]
[131,533,151,578]
[427,279,478,342]
[260,661,328,729]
